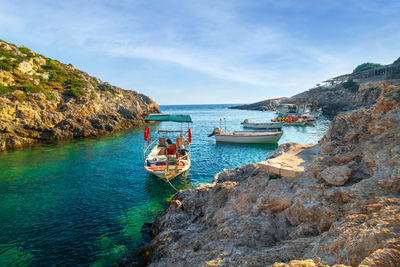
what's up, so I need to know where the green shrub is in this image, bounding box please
[48,71,67,84]
[0,85,14,94]
[67,87,86,97]
[12,92,26,101]
[353,62,382,73]
[43,91,55,100]
[342,79,359,93]
[42,58,61,70]
[48,81,63,91]
[90,79,98,89]
[0,60,12,71]
[19,46,31,54]
[0,49,15,59]
[21,81,41,93]
[368,87,379,91]
[65,77,86,88]
[100,86,109,92]
[25,53,34,59]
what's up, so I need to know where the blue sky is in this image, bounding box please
[1,0,399,104]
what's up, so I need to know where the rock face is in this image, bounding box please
[0,40,160,151]
[142,83,399,266]
[229,97,288,111]
[230,79,397,116]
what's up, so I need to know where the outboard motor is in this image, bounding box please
[208,128,222,137]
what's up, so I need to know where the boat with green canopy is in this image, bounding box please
[143,114,193,183]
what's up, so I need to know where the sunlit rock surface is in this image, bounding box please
[0,40,160,151]
[142,83,399,266]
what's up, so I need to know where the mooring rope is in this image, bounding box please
[168,180,178,192]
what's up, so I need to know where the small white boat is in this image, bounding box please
[143,114,192,182]
[241,119,284,130]
[209,128,283,143]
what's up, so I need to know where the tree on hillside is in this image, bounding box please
[353,62,382,73]
[394,57,400,64]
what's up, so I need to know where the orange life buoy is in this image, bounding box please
[188,128,192,143]
[144,125,149,141]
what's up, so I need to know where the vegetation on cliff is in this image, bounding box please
[352,62,383,73]
[0,40,160,151]
[0,40,117,99]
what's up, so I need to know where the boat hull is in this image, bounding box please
[215,131,283,143]
[242,122,284,129]
[283,121,307,126]
[144,146,191,182]
[144,162,190,181]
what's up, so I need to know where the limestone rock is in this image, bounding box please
[230,80,387,115]
[320,165,352,185]
[0,40,160,151]
[141,83,400,266]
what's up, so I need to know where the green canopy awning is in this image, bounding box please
[145,114,192,123]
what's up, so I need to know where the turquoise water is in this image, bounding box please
[0,104,330,266]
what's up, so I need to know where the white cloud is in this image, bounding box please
[1,0,399,104]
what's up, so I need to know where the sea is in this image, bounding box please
[0,104,330,266]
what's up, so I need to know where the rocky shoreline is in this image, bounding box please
[0,40,160,151]
[230,80,398,116]
[141,83,399,266]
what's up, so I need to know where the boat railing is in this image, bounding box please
[143,140,156,159]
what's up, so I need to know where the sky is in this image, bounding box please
[1,0,399,105]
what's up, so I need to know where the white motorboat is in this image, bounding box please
[208,128,283,144]
[241,119,284,130]
[143,114,192,182]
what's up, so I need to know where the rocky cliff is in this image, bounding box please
[230,97,288,111]
[0,40,160,151]
[142,83,399,266]
[230,79,398,116]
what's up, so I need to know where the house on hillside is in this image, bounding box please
[322,61,400,86]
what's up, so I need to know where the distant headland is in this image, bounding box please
[230,58,400,115]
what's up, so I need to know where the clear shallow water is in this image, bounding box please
[0,104,330,266]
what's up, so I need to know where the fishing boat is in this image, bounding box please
[241,119,284,130]
[272,113,308,126]
[208,128,283,143]
[143,114,192,182]
[284,120,307,126]
[276,104,322,118]
[300,114,317,125]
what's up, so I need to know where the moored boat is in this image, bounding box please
[272,113,312,126]
[283,120,307,126]
[241,119,284,130]
[143,114,192,182]
[208,128,283,143]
